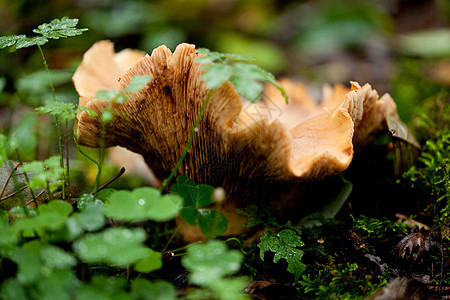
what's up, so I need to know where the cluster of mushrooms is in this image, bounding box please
[73,41,400,238]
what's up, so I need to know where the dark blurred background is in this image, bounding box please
[1,0,449,117]
[0,0,448,169]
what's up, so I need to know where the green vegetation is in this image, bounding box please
[1,1,449,298]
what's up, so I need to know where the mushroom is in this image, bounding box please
[73,41,399,233]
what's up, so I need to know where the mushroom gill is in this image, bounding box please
[73,41,399,203]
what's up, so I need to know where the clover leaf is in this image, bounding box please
[171,175,227,238]
[130,279,177,300]
[73,227,150,266]
[103,187,182,222]
[182,240,243,285]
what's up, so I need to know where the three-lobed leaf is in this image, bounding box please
[171,175,227,238]
[134,250,163,273]
[103,187,182,222]
[182,240,243,285]
[130,279,177,300]
[73,227,150,266]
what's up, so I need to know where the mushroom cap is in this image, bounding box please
[73,41,398,201]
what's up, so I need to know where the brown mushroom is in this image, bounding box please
[73,41,399,231]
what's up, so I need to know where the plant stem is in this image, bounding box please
[37,44,55,100]
[95,167,125,192]
[73,134,99,166]
[15,150,38,208]
[168,242,200,254]
[162,222,184,253]
[46,181,52,201]
[224,237,251,255]
[160,89,213,191]
[65,119,70,197]
[94,123,106,194]
[73,121,99,167]
[37,44,66,199]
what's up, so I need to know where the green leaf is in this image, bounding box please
[21,156,64,192]
[10,206,38,217]
[77,193,103,212]
[67,203,105,240]
[122,75,152,92]
[77,276,131,300]
[134,249,162,273]
[200,64,233,89]
[196,48,255,63]
[1,279,26,300]
[36,101,79,121]
[0,208,8,226]
[33,17,88,39]
[0,226,19,248]
[197,209,227,238]
[180,207,199,225]
[195,48,224,63]
[130,279,177,300]
[103,187,182,222]
[195,48,288,103]
[40,246,77,269]
[171,175,225,237]
[15,36,48,49]
[79,106,99,117]
[182,240,243,285]
[258,229,306,281]
[96,188,116,202]
[35,270,79,300]
[229,63,268,102]
[73,227,150,266]
[0,35,23,49]
[38,200,72,217]
[13,200,72,237]
[171,175,215,208]
[147,193,183,222]
[209,277,250,300]
[96,90,118,101]
[0,35,48,51]
[7,247,42,283]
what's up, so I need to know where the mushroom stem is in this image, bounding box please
[159,89,214,191]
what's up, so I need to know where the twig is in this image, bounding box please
[25,190,46,205]
[15,150,38,207]
[0,162,20,199]
[93,167,126,193]
[0,185,27,202]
